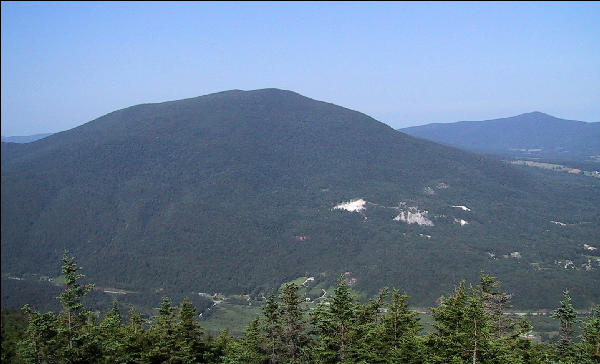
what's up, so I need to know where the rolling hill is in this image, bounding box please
[400,112,600,163]
[2,90,599,311]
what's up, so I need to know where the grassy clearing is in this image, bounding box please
[510,160,600,178]
[279,276,308,292]
[200,301,262,337]
[511,160,573,171]
[199,299,567,342]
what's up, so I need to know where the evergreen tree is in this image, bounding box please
[349,288,388,363]
[426,282,493,364]
[121,307,149,363]
[15,252,100,363]
[174,297,206,363]
[204,329,231,363]
[551,289,578,362]
[1,309,27,364]
[312,275,357,363]
[57,250,94,353]
[579,305,600,363]
[465,290,492,364]
[378,290,424,363]
[499,317,548,364]
[261,294,282,363]
[479,273,514,338]
[278,283,311,363]
[10,251,572,363]
[223,318,268,364]
[97,301,124,363]
[146,297,177,363]
[76,310,102,363]
[16,305,60,363]
[382,290,420,345]
[477,273,537,363]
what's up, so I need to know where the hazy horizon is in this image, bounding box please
[2,2,599,136]
[1,92,598,139]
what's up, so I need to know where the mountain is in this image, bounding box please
[400,112,600,162]
[1,133,52,143]
[2,90,599,310]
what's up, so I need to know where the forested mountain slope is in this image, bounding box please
[400,112,600,162]
[2,89,599,309]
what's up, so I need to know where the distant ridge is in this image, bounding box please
[1,133,52,143]
[400,112,600,162]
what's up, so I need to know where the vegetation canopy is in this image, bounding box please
[2,255,599,363]
[2,89,599,313]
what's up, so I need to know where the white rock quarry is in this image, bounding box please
[393,207,434,226]
[452,205,471,212]
[333,199,366,212]
[454,218,469,226]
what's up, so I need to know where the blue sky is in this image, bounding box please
[2,1,599,135]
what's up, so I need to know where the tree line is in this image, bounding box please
[2,252,599,363]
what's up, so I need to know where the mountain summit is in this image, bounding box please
[400,112,600,161]
[2,89,598,309]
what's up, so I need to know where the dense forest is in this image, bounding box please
[2,252,599,363]
[3,89,600,312]
[400,111,600,163]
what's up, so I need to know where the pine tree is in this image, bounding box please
[77,310,102,363]
[223,318,268,364]
[16,305,60,363]
[278,283,311,363]
[146,296,177,363]
[426,281,493,364]
[261,294,282,363]
[1,309,27,364]
[312,275,356,363]
[378,290,424,363]
[174,297,206,363]
[478,273,514,338]
[465,289,491,364]
[16,252,99,363]
[56,250,95,355]
[97,301,124,362]
[551,289,578,362]
[204,329,231,363]
[476,273,535,362]
[121,307,149,363]
[382,290,420,346]
[350,288,388,363]
[579,305,600,363]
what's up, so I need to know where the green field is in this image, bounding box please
[198,276,580,342]
[510,160,600,178]
[200,301,262,337]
